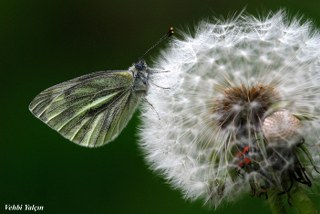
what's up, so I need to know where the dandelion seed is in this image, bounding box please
[140,11,320,208]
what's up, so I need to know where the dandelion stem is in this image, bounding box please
[290,186,318,214]
[267,189,287,214]
[267,186,319,214]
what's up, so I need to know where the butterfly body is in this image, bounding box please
[29,60,149,147]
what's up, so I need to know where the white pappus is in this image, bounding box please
[139,10,320,208]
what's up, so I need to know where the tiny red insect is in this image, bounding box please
[236,146,252,168]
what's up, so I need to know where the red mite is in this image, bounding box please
[236,146,252,168]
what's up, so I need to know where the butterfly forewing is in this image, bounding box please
[29,70,143,147]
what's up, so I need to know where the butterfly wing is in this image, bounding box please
[29,70,143,147]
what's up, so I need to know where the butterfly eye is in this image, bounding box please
[134,60,147,71]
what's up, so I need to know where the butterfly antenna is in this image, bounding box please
[139,27,174,60]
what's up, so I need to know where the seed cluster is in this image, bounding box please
[214,83,279,132]
[140,11,320,208]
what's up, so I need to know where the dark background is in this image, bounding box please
[1,0,320,213]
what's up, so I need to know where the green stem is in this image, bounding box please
[290,186,318,214]
[267,189,287,214]
[267,186,318,214]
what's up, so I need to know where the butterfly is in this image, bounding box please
[29,27,174,148]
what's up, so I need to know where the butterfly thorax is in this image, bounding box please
[131,60,149,92]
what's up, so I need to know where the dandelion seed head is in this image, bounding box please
[140,10,320,208]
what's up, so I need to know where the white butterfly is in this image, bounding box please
[29,28,174,147]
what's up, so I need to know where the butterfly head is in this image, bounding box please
[131,60,149,92]
[134,60,147,71]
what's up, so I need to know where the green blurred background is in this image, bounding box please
[1,0,320,213]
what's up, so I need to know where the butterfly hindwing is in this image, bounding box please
[29,70,143,147]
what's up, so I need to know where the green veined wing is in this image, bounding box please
[29,27,175,148]
[29,68,146,148]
